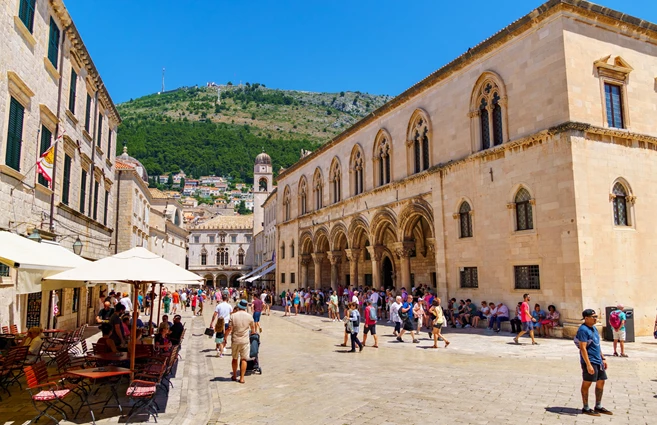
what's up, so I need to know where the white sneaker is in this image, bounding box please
[465,324,471,328]
[387,320,392,323]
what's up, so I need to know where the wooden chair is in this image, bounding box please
[24,361,76,424]
[1,326,9,334]
[0,346,29,394]
[9,325,18,335]
[124,362,167,424]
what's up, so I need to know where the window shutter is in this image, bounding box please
[103,189,109,225]
[6,98,24,171]
[62,155,71,205]
[68,69,77,113]
[38,126,52,186]
[80,170,87,214]
[47,18,60,69]
[85,94,92,132]
[97,113,103,147]
[107,129,112,156]
[93,181,99,220]
[19,0,36,32]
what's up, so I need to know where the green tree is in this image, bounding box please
[339,91,345,97]
[180,177,185,192]
[236,200,249,215]
[167,174,173,188]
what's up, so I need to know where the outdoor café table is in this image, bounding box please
[88,352,149,364]
[66,366,132,424]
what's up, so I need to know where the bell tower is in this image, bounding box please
[253,150,272,235]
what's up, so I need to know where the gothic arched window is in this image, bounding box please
[201,248,207,266]
[283,186,291,221]
[374,131,391,187]
[313,168,323,210]
[459,202,473,238]
[408,112,431,174]
[612,182,629,226]
[217,248,229,265]
[470,73,508,151]
[515,188,533,231]
[237,248,245,265]
[299,177,308,215]
[329,158,342,204]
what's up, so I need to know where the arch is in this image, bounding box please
[313,226,330,253]
[216,247,229,265]
[237,247,245,265]
[458,200,473,238]
[299,230,314,255]
[512,185,534,231]
[469,71,509,151]
[329,157,342,204]
[229,274,242,288]
[203,273,214,287]
[406,109,432,174]
[349,144,365,196]
[372,129,392,187]
[283,185,291,221]
[258,177,268,192]
[216,274,228,287]
[348,215,371,249]
[611,178,633,226]
[312,167,324,210]
[398,198,434,241]
[298,175,308,215]
[329,222,349,251]
[370,208,399,246]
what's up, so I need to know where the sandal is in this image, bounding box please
[620,353,628,357]
[339,343,347,347]
[594,407,613,415]
[613,352,619,357]
[581,408,600,416]
[231,376,237,381]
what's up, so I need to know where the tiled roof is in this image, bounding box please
[115,159,135,170]
[194,214,253,230]
[149,188,168,199]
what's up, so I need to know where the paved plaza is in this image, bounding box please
[2,302,657,425]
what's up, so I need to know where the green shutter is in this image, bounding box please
[107,129,112,156]
[103,190,109,225]
[68,69,77,113]
[6,97,24,172]
[97,114,103,147]
[18,0,36,33]
[79,170,87,213]
[62,155,71,205]
[93,181,99,220]
[38,126,52,186]
[47,18,60,69]
[85,94,91,132]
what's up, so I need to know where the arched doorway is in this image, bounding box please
[382,256,394,290]
[229,274,241,288]
[216,274,228,287]
[203,274,214,288]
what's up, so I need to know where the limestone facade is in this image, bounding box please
[0,0,120,330]
[188,215,254,287]
[274,0,657,335]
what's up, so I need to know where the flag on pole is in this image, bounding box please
[37,144,55,185]
[271,250,276,263]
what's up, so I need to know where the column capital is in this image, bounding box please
[327,250,343,265]
[311,252,325,265]
[367,245,385,262]
[300,254,312,266]
[393,241,415,259]
[425,238,436,255]
[344,248,361,262]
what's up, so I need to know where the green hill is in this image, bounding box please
[116,84,390,182]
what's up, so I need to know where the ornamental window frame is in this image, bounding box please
[312,167,323,210]
[283,185,291,221]
[594,55,632,130]
[329,157,342,204]
[457,201,473,238]
[469,72,508,152]
[373,129,392,187]
[508,186,535,233]
[609,178,635,228]
[298,176,308,215]
[406,109,432,175]
[350,144,365,196]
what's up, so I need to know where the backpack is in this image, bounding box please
[265,294,272,304]
[368,306,377,322]
[399,305,410,321]
[609,310,622,329]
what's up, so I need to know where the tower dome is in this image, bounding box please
[255,151,271,165]
[117,145,149,182]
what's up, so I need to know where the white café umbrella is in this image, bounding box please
[45,247,201,371]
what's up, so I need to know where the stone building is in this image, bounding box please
[188,215,254,287]
[274,0,657,336]
[0,0,120,330]
[114,147,188,268]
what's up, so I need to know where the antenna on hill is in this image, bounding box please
[162,67,165,93]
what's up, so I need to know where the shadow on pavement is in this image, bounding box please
[210,376,234,382]
[545,407,580,416]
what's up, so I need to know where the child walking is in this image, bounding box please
[214,317,225,357]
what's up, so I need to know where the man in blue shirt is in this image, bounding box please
[575,309,612,416]
[396,295,418,344]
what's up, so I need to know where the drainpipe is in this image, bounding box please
[88,90,100,214]
[114,170,121,253]
[48,28,67,233]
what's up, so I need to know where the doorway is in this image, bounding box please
[382,256,394,290]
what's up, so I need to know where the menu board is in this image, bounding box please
[25,292,42,329]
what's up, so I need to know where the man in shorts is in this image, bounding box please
[362,300,379,348]
[610,304,627,357]
[513,293,538,345]
[229,300,255,383]
[576,309,612,416]
[171,290,180,314]
[211,294,233,350]
[252,294,264,333]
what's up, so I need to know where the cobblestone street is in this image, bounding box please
[2,302,656,425]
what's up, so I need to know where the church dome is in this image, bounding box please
[117,145,149,183]
[255,151,271,165]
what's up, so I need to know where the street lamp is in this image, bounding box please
[28,229,42,242]
[72,236,83,255]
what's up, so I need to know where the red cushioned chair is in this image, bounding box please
[24,361,76,424]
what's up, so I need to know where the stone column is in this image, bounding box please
[344,249,361,289]
[327,251,343,291]
[300,254,311,288]
[367,245,384,289]
[311,253,324,290]
[394,241,415,290]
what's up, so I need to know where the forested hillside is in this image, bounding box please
[117,84,390,182]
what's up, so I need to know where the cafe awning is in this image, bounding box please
[238,261,272,281]
[245,263,276,283]
[0,231,91,294]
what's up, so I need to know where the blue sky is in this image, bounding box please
[64,0,657,104]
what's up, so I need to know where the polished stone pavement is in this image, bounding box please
[2,302,656,424]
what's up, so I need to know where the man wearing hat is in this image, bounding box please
[230,299,255,384]
[575,309,612,416]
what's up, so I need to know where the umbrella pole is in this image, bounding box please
[156,283,163,327]
[148,283,155,336]
[129,282,139,376]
